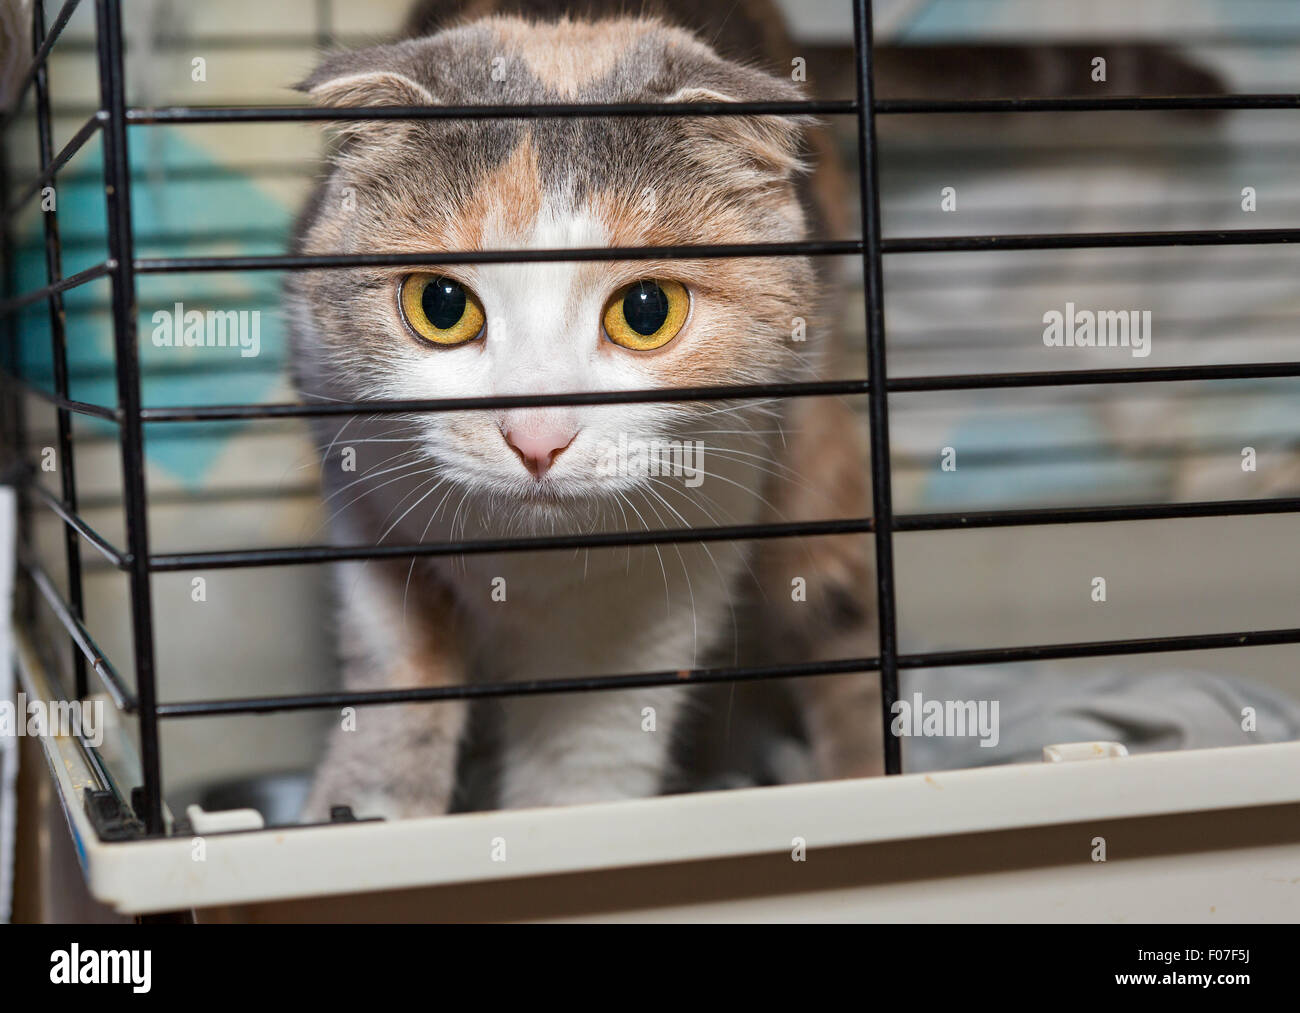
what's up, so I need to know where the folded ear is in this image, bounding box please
[665,84,810,179]
[294,44,439,144]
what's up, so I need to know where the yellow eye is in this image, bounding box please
[602,279,689,351]
[399,273,485,346]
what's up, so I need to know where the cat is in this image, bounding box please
[286,0,881,818]
[288,0,1224,818]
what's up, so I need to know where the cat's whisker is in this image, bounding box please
[686,427,797,438]
[646,476,763,603]
[445,485,474,576]
[614,488,670,613]
[661,463,785,518]
[375,465,450,536]
[316,453,428,510]
[632,486,698,662]
[377,472,449,546]
[312,462,436,538]
[675,452,858,583]
[640,480,737,662]
[608,489,634,576]
[699,447,823,497]
[401,520,437,628]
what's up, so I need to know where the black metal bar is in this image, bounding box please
[125,99,858,124]
[29,481,131,568]
[130,358,1300,423]
[95,0,163,835]
[5,112,106,216]
[31,0,89,698]
[890,361,1300,391]
[143,493,1300,572]
[153,621,1300,720]
[883,227,1300,253]
[116,92,1300,126]
[12,378,120,422]
[35,423,1300,471]
[149,517,876,572]
[1,0,83,123]
[126,225,1300,277]
[157,656,881,717]
[133,240,860,273]
[0,260,114,316]
[899,627,1300,670]
[23,555,138,712]
[16,87,1293,126]
[34,144,1300,190]
[139,378,869,422]
[853,0,902,776]
[874,95,1300,114]
[894,495,1300,530]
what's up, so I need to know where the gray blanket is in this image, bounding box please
[900,663,1300,772]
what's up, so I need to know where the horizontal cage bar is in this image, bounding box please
[9,376,120,422]
[144,495,1300,572]
[0,259,114,315]
[157,656,881,717]
[148,518,876,571]
[30,481,131,567]
[132,359,1300,423]
[114,93,1300,127]
[128,227,1300,276]
[4,111,104,217]
[138,379,870,421]
[23,556,137,711]
[134,241,860,273]
[892,361,1300,391]
[876,94,1300,113]
[153,623,1300,718]
[895,496,1300,530]
[125,99,857,124]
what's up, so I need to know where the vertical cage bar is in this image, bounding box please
[32,0,89,700]
[851,0,902,775]
[95,0,163,833]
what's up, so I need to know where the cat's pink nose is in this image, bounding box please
[504,428,577,479]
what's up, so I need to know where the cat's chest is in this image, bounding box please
[432,544,741,680]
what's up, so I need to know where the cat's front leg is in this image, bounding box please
[302,562,469,821]
[495,686,689,809]
[303,695,467,821]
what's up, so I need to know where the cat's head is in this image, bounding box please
[288,16,821,513]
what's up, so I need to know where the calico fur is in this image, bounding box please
[288,4,881,817]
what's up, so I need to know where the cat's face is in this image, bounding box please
[288,17,818,513]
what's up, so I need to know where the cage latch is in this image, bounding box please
[1042,742,1130,763]
[83,789,146,841]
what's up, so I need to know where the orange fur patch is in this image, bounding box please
[366,132,545,256]
[490,16,663,97]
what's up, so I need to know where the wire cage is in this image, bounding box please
[4,0,1300,912]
